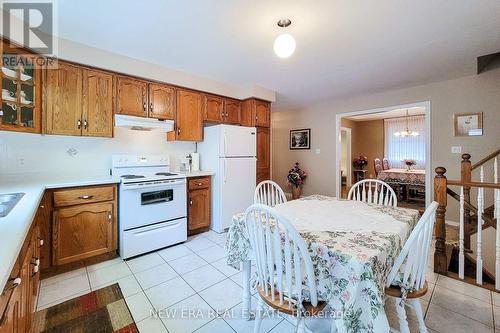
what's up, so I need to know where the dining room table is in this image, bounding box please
[377,168,425,186]
[225,195,421,333]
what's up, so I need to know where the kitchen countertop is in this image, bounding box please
[0,173,120,292]
[179,171,215,178]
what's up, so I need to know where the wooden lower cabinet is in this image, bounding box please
[187,176,211,235]
[52,185,117,266]
[0,218,41,333]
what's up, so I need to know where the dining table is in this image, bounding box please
[226,195,421,333]
[377,168,425,186]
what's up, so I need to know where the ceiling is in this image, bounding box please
[345,107,425,121]
[53,0,500,109]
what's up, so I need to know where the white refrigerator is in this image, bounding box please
[197,124,257,233]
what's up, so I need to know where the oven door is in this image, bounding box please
[119,179,187,230]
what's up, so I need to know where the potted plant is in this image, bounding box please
[287,162,307,199]
[404,159,416,171]
[352,155,368,170]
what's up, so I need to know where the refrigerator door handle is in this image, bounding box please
[223,132,228,156]
[224,159,228,183]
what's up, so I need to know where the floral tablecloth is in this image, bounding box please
[377,168,425,186]
[226,195,420,333]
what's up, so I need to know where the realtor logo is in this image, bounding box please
[2,1,56,55]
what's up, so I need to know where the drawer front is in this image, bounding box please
[188,177,210,190]
[53,185,115,207]
[120,218,187,259]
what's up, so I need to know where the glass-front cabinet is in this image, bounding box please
[0,41,42,133]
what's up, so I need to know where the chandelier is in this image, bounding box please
[394,109,419,137]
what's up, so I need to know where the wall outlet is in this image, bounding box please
[451,146,462,154]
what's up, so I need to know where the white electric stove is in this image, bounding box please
[112,155,187,259]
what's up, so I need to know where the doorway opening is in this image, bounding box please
[335,101,432,210]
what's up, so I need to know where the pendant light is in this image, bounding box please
[273,19,296,58]
[394,109,420,137]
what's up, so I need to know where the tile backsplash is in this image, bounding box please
[0,128,196,175]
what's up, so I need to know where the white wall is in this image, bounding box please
[0,128,195,175]
[272,68,500,197]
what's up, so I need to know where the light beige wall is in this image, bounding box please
[351,119,384,178]
[272,68,500,197]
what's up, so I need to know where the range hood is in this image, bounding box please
[114,114,174,131]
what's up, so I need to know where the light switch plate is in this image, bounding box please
[451,146,462,154]
[315,148,321,154]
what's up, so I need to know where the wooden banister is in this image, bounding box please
[472,149,500,170]
[447,188,497,233]
[434,167,448,275]
[447,180,500,189]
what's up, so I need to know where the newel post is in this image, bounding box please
[461,153,472,249]
[434,167,448,275]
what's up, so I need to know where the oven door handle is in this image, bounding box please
[142,197,172,206]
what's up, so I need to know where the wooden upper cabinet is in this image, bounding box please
[115,76,148,117]
[224,99,241,125]
[241,98,271,127]
[52,202,115,266]
[0,41,42,134]
[44,61,83,136]
[82,69,114,137]
[149,83,175,120]
[204,95,223,123]
[171,89,203,141]
[255,100,270,127]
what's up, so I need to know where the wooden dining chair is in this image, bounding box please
[385,201,438,333]
[374,158,383,176]
[244,204,332,333]
[347,179,398,207]
[254,180,287,206]
[382,158,390,170]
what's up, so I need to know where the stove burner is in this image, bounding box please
[121,174,146,179]
[155,172,177,176]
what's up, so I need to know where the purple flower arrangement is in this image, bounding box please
[287,162,307,188]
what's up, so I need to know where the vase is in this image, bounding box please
[292,186,302,200]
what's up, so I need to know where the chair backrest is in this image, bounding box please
[245,204,318,308]
[382,158,390,170]
[374,158,383,176]
[347,179,398,207]
[386,202,438,290]
[254,180,287,207]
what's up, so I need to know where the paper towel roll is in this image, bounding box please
[191,153,200,171]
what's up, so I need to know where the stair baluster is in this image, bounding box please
[459,186,465,279]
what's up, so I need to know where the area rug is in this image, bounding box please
[32,283,138,333]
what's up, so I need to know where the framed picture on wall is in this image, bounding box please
[454,112,483,136]
[290,128,311,150]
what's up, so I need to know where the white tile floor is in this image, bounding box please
[36,231,500,333]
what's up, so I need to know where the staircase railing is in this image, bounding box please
[434,150,500,290]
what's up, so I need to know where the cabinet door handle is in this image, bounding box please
[150,102,153,112]
[78,195,94,200]
[197,182,203,186]
[143,103,147,112]
[7,277,21,290]
[77,119,81,129]
[108,212,112,222]
[83,119,88,129]
[39,238,44,246]
[189,200,193,205]
[177,128,181,135]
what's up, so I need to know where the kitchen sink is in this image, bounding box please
[0,193,25,217]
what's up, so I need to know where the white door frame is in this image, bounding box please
[335,101,432,206]
[340,127,352,187]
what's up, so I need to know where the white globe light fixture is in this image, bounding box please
[274,19,295,58]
